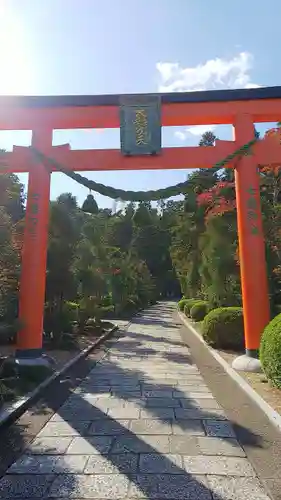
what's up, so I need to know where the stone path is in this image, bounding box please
[0,302,271,499]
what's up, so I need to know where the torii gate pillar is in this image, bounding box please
[232,114,270,371]
[16,129,52,364]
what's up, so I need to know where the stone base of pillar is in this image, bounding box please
[14,355,55,368]
[232,354,262,373]
[14,348,56,368]
[1,353,55,384]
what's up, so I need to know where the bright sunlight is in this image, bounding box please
[0,4,32,94]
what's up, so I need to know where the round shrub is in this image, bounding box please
[183,299,202,317]
[202,307,244,351]
[190,301,210,322]
[178,299,189,312]
[260,313,281,388]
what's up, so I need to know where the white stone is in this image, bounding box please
[232,354,262,373]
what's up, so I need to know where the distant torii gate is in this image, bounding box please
[1,87,281,366]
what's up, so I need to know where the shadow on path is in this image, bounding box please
[0,304,266,499]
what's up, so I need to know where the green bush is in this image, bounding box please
[178,299,189,311]
[183,299,202,317]
[63,301,79,321]
[202,307,244,351]
[260,313,281,388]
[44,304,77,336]
[190,301,210,322]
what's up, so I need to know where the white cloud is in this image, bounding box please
[174,130,187,141]
[187,125,216,136]
[156,52,258,93]
[175,125,216,141]
[245,83,261,89]
[156,52,260,140]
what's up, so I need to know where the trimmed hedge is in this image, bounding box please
[202,307,244,351]
[183,299,202,317]
[260,313,281,388]
[190,301,210,322]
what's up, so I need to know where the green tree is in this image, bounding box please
[0,174,24,325]
[198,130,217,147]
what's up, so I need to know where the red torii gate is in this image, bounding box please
[1,87,281,367]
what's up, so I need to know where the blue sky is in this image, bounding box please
[1,0,280,208]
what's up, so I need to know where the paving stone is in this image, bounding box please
[93,397,126,409]
[54,455,89,473]
[204,420,236,438]
[139,454,183,474]
[183,456,256,476]
[128,474,212,499]
[150,376,206,384]
[84,453,138,474]
[175,408,226,420]
[81,391,112,398]
[207,476,271,499]
[141,379,183,387]
[9,453,89,474]
[174,391,214,399]
[141,397,180,408]
[87,419,131,435]
[111,383,141,390]
[48,473,130,498]
[26,436,73,454]
[113,390,142,399]
[59,399,99,409]
[93,378,137,385]
[107,355,143,361]
[168,435,200,454]
[66,436,113,454]
[51,407,105,420]
[37,420,90,437]
[197,437,246,457]
[148,371,201,378]
[140,408,175,419]
[49,413,73,423]
[112,435,170,454]
[179,398,221,409]
[8,455,58,474]
[172,420,205,436]
[58,405,106,420]
[130,419,173,435]
[142,389,174,398]
[76,385,111,394]
[66,393,107,402]
[0,474,54,498]
[107,406,140,419]
[173,386,210,395]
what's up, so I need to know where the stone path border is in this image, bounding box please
[177,306,281,499]
[178,310,281,433]
[0,325,120,429]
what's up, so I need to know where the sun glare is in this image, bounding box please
[0,4,32,94]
